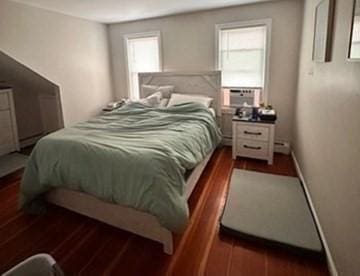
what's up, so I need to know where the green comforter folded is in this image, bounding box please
[20,102,222,232]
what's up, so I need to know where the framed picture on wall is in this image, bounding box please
[312,0,335,62]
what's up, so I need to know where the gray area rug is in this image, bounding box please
[0,153,28,178]
[221,169,323,254]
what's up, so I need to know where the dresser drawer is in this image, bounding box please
[236,139,269,160]
[236,124,269,141]
[0,110,12,128]
[0,137,16,155]
[0,92,10,110]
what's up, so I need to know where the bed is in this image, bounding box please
[19,71,222,254]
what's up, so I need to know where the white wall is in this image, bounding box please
[0,0,113,126]
[108,0,303,142]
[294,0,360,275]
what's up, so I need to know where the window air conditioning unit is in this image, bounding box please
[229,88,261,107]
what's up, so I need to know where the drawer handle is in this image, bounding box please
[244,131,262,135]
[244,145,262,150]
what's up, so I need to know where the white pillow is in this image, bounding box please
[139,92,162,107]
[208,108,216,117]
[167,93,213,108]
[141,85,174,98]
[159,98,169,107]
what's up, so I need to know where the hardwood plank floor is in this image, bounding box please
[0,147,329,275]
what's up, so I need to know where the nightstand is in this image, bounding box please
[232,117,275,164]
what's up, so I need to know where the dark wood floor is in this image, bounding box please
[0,147,329,275]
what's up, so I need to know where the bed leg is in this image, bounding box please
[162,231,173,255]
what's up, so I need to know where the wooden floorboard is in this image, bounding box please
[229,239,267,276]
[0,147,329,275]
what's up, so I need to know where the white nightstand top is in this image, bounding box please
[232,115,276,125]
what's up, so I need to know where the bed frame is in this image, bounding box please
[46,71,222,254]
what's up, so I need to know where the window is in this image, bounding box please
[216,20,271,101]
[350,15,360,58]
[125,32,161,99]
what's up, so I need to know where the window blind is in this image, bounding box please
[351,16,360,58]
[126,36,160,99]
[219,26,267,88]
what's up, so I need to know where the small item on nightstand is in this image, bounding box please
[235,104,253,119]
[103,100,126,112]
[258,108,277,121]
[252,107,259,120]
[235,105,276,123]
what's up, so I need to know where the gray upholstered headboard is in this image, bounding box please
[138,71,222,116]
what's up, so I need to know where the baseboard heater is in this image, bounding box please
[274,141,290,155]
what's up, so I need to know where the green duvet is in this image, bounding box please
[20,102,222,232]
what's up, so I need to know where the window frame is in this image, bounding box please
[215,19,272,104]
[123,31,163,99]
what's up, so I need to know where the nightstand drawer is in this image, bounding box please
[236,139,269,160]
[236,124,269,141]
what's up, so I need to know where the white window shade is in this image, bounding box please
[219,26,267,88]
[350,16,360,58]
[354,16,360,42]
[126,35,160,99]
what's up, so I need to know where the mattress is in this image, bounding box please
[221,169,323,255]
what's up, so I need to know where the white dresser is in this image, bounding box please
[232,118,275,165]
[0,88,19,156]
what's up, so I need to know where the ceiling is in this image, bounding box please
[11,0,275,24]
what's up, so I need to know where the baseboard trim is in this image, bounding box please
[291,151,338,276]
[222,137,232,146]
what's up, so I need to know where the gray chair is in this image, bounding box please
[2,254,64,276]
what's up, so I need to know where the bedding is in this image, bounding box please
[138,91,162,107]
[159,98,169,107]
[20,102,222,233]
[208,108,216,117]
[141,84,174,98]
[167,93,213,108]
